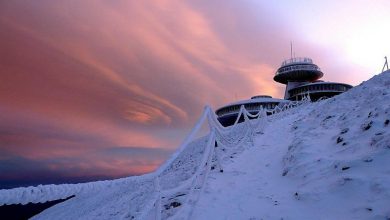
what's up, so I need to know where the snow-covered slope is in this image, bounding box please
[193,71,390,219]
[1,71,389,219]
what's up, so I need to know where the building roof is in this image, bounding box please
[216,96,289,112]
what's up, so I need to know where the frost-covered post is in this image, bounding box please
[383,56,389,72]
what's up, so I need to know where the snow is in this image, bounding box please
[1,70,389,219]
[193,71,390,219]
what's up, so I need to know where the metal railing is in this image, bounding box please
[276,64,320,75]
[281,57,313,66]
[289,85,348,96]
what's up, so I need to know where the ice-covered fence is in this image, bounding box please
[0,97,311,219]
[141,98,312,220]
[268,93,311,116]
[0,173,156,206]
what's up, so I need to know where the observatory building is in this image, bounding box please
[274,57,352,101]
[215,95,289,126]
[216,56,353,126]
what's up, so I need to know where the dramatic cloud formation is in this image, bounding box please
[0,0,388,187]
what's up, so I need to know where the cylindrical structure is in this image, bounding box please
[215,96,289,126]
[273,57,352,100]
[287,82,353,101]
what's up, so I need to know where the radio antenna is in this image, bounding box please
[290,41,293,59]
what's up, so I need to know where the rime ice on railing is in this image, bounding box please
[142,95,312,219]
[281,57,313,66]
[0,96,313,220]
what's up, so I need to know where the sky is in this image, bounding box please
[0,0,389,188]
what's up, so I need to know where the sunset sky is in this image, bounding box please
[1,0,389,188]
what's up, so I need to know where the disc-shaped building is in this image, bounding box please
[216,57,353,126]
[274,57,352,101]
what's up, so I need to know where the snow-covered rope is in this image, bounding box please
[207,104,245,136]
[0,172,156,206]
[173,130,216,220]
[0,96,311,218]
[157,132,214,196]
[140,108,216,219]
[0,107,213,207]
[154,106,211,176]
[145,106,255,219]
[211,106,253,146]
[148,98,312,219]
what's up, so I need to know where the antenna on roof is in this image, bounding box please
[382,56,389,72]
[290,41,293,59]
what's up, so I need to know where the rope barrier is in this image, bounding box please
[144,97,312,219]
[0,97,312,220]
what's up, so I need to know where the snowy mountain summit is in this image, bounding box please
[1,71,390,219]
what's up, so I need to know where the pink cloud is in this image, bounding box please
[0,1,366,185]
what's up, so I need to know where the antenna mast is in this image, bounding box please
[290,41,293,59]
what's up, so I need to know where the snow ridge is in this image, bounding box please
[193,70,390,219]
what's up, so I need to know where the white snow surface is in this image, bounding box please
[1,70,390,219]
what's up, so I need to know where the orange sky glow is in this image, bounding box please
[0,0,389,187]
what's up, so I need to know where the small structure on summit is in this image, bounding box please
[216,56,353,126]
